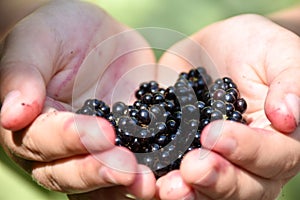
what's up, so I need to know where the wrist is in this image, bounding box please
[0,0,50,41]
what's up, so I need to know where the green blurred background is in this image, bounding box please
[1,0,300,199]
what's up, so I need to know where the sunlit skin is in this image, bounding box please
[1,1,300,200]
[157,14,300,200]
[0,1,156,199]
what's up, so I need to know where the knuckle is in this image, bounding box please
[230,138,260,165]
[214,186,237,200]
[32,164,65,192]
[23,133,48,160]
[2,126,49,162]
[33,157,99,193]
[258,182,282,200]
[77,162,93,189]
[278,151,300,178]
[12,130,48,161]
[219,177,239,200]
[268,139,300,179]
[76,156,102,190]
[61,116,85,153]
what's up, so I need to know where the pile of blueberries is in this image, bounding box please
[76,67,247,178]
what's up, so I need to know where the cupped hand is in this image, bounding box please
[156,14,300,199]
[2,2,300,200]
[0,0,156,199]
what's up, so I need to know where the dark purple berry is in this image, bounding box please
[153,93,165,104]
[112,101,127,116]
[201,106,213,119]
[211,110,224,121]
[213,89,226,100]
[212,100,226,114]
[229,110,243,122]
[224,93,236,104]
[76,68,248,179]
[137,108,151,125]
[135,89,145,99]
[84,99,103,108]
[226,88,239,99]
[141,93,153,105]
[235,98,247,114]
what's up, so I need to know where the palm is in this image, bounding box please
[155,14,300,199]
[41,11,300,200]
[199,15,300,133]
[25,2,156,111]
[0,1,156,199]
[2,2,300,199]
[160,14,300,133]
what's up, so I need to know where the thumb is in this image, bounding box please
[0,64,46,131]
[265,67,300,133]
[0,16,55,131]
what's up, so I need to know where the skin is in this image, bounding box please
[0,0,49,40]
[0,1,157,199]
[269,5,300,36]
[1,1,300,200]
[157,14,300,199]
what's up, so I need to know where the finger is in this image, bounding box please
[68,187,130,200]
[68,186,150,200]
[265,68,300,133]
[264,34,300,133]
[2,111,115,162]
[0,9,60,131]
[68,165,156,200]
[0,65,46,131]
[32,146,137,193]
[126,165,156,200]
[155,170,196,200]
[201,120,300,179]
[181,149,282,200]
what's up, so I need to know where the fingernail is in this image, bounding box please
[99,167,118,184]
[156,176,163,187]
[182,192,196,200]
[185,149,218,187]
[1,90,21,113]
[285,93,300,125]
[124,193,137,199]
[202,121,224,149]
[202,121,236,155]
[94,147,137,185]
[75,116,115,152]
[203,121,224,149]
[218,137,237,155]
[195,167,218,187]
